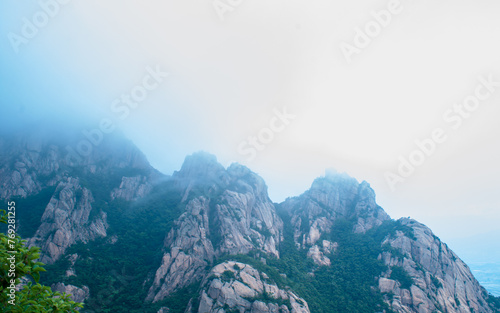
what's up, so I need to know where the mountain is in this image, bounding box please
[0,128,161,265]
[1,129,499,313]
[146,152,283,303]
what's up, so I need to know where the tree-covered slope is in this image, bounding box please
[1,130,499,313]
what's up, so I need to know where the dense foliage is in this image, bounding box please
[13,166,499,313]
[1,186,57,238]
[485,290,500,311]
[0,210,83,312]
[217,215,409,312]
[33,183,418,313]
[265,212,396,313]
[41,181,190,313]
[390,266,413,289]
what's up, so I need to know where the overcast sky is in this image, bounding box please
[1,0,499,271]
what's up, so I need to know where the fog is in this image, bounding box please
[1,0,500,274]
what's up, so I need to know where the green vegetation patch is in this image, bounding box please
[42,181,187,313]
[390,266,414,290]
[2,186,57,238]
[261,210,396,313]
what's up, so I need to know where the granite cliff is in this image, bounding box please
[1,129,499,313]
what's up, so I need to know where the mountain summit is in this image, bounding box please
[1,130,499,313]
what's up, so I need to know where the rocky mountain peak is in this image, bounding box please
[280,171,389,250]
[226,163,270,201]
[0,128,157,200]
[1,127,162,265]
[306,170,359,212]
[324,167,358,182]
[174,152,227,181]
[147,155,284,303]
[2,129,499,312]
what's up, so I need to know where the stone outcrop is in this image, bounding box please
[280,170,390,249]
[279,170,497,312]
[28,177,108,264]
[147,196,215,302]
[196,261,310,313]
[0,128,159,201]
[307,240,338,266]
[2,128,498,313]
[111,175,153,201]
[0,134,60,199]
[0,129,161,264]
[379,218,494,313]
[147,153,283,302]
[51,282,90,304]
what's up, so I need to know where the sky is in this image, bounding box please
[1,0,499,291]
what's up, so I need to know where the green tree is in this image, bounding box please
[1,209,83,312]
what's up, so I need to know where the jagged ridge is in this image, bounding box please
[1,130,499,313]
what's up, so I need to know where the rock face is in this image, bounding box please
[0,133,60,199]
[147,196,214,301]
[51,282,90,304]
[197,261,310,313]
[0,128,158,200]
[0,128,161,263]
[280,171,390,249]
[28,177,108,264]
[147,153,283,302]
[111,175,153,201]
[278,171,498,313]
[2,128,499,313]
[379,218,493,313]
[306,240,338,266]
